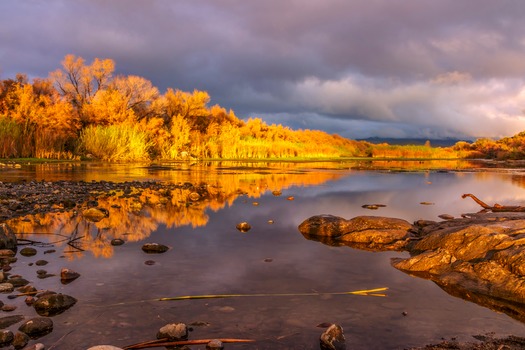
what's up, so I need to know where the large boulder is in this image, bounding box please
[298,215,414,251]
[299,212,525,323]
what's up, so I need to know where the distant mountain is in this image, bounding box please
[358,137,473,147]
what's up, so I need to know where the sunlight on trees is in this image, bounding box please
[1,54,520,161]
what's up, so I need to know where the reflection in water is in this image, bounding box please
[6,166,347,259]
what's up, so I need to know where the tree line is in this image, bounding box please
[0,55,522,161]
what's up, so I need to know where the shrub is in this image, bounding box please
[78,124,151,161]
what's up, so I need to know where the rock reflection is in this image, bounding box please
[298,213,525,325]
[5,169,345,259]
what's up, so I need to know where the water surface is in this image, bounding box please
[2,160,525,349]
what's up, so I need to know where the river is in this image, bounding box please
[1,160,525,349]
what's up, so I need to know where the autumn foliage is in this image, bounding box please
[0,54,519,161]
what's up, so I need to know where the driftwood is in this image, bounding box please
[462,193,525,212]
[123,338,255,349]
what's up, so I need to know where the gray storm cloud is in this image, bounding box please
[1,0,525,139]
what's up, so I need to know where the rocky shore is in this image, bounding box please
[299,210,525,349]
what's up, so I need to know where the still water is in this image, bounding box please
[2,160,525,349]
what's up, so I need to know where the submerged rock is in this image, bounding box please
[0,330,13,346]
[33,293,77,316]
[60,268,80,283]
[12,331,29,349]
[19,247,37,257]
[141,243,169,254]
[0,315,25,328]
[18,317,53,338]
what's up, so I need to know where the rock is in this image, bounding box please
[0,283,14,293]
[298,215,354,237]
[0,329,13,346]
[0,249,15,257]
[188,192,200,201]
[7,277,29,288]
[12,331,29,349]
[33,293,77,316]
[60,268,80,283]
[17,285,37,294]
[0,224,17,250]
[22,343,45,350]
[320,324,346,350]
[18,317,53,338]
[83,207,109,222]
[87,346,125,350]
[35,260,48,266]
[299,215,414,250]
[2,304,17,312]
[19,247,37,257]
[0,315,24,328]
[110,238,125,246]
[141,243,169,254]
[236,222,251,232]
[206,339,224,350]
[300,212,525,324]
[156,322,188,341]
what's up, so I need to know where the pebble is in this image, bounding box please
[110,239,125,246]
[0,283,14,293]
[320,324,346,350]
[156,323,188,341]
[236,222,251,232]
[12,331,29,349]
[206,339,224,350]
[19,247,37,257]
[60,268,80,283]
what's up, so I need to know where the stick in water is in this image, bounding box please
[157,287,388,301]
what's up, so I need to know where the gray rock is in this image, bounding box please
[320,324,346,350]
[156,322,188,341]
[18,317,53,338]
[33,293,77,316]
[0,224,17,250]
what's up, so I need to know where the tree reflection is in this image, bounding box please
[6,168,345,259]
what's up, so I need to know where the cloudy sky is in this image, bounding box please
[1,0,525,140]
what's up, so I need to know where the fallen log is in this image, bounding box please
[462,193,525,212]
